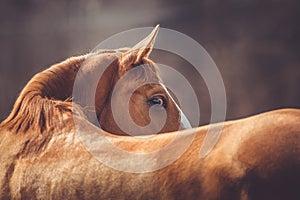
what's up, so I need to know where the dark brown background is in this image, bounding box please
[0,0,299,125]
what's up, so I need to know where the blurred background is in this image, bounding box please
[0,0,299,125]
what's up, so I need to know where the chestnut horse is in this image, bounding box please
[0,25,187,136]
[0,26,300,199]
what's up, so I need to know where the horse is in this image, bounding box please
[0,26,300,199]
[0,25,186,136]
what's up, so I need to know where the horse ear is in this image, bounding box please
[121,25,159,65]
[131,24,159,61]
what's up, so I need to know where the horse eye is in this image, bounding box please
[148,96,166,107]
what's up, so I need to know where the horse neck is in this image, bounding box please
[37,56,86,99]
[0,56,86,134]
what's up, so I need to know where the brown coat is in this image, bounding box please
[0,108,300,199]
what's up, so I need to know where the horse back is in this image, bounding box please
[202,108,300,199]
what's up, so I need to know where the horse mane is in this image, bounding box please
[0,55,87,134]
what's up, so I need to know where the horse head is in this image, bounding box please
[1,26,189,136]
[75,25,189,135]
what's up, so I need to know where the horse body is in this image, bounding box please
[0,109,299,199]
